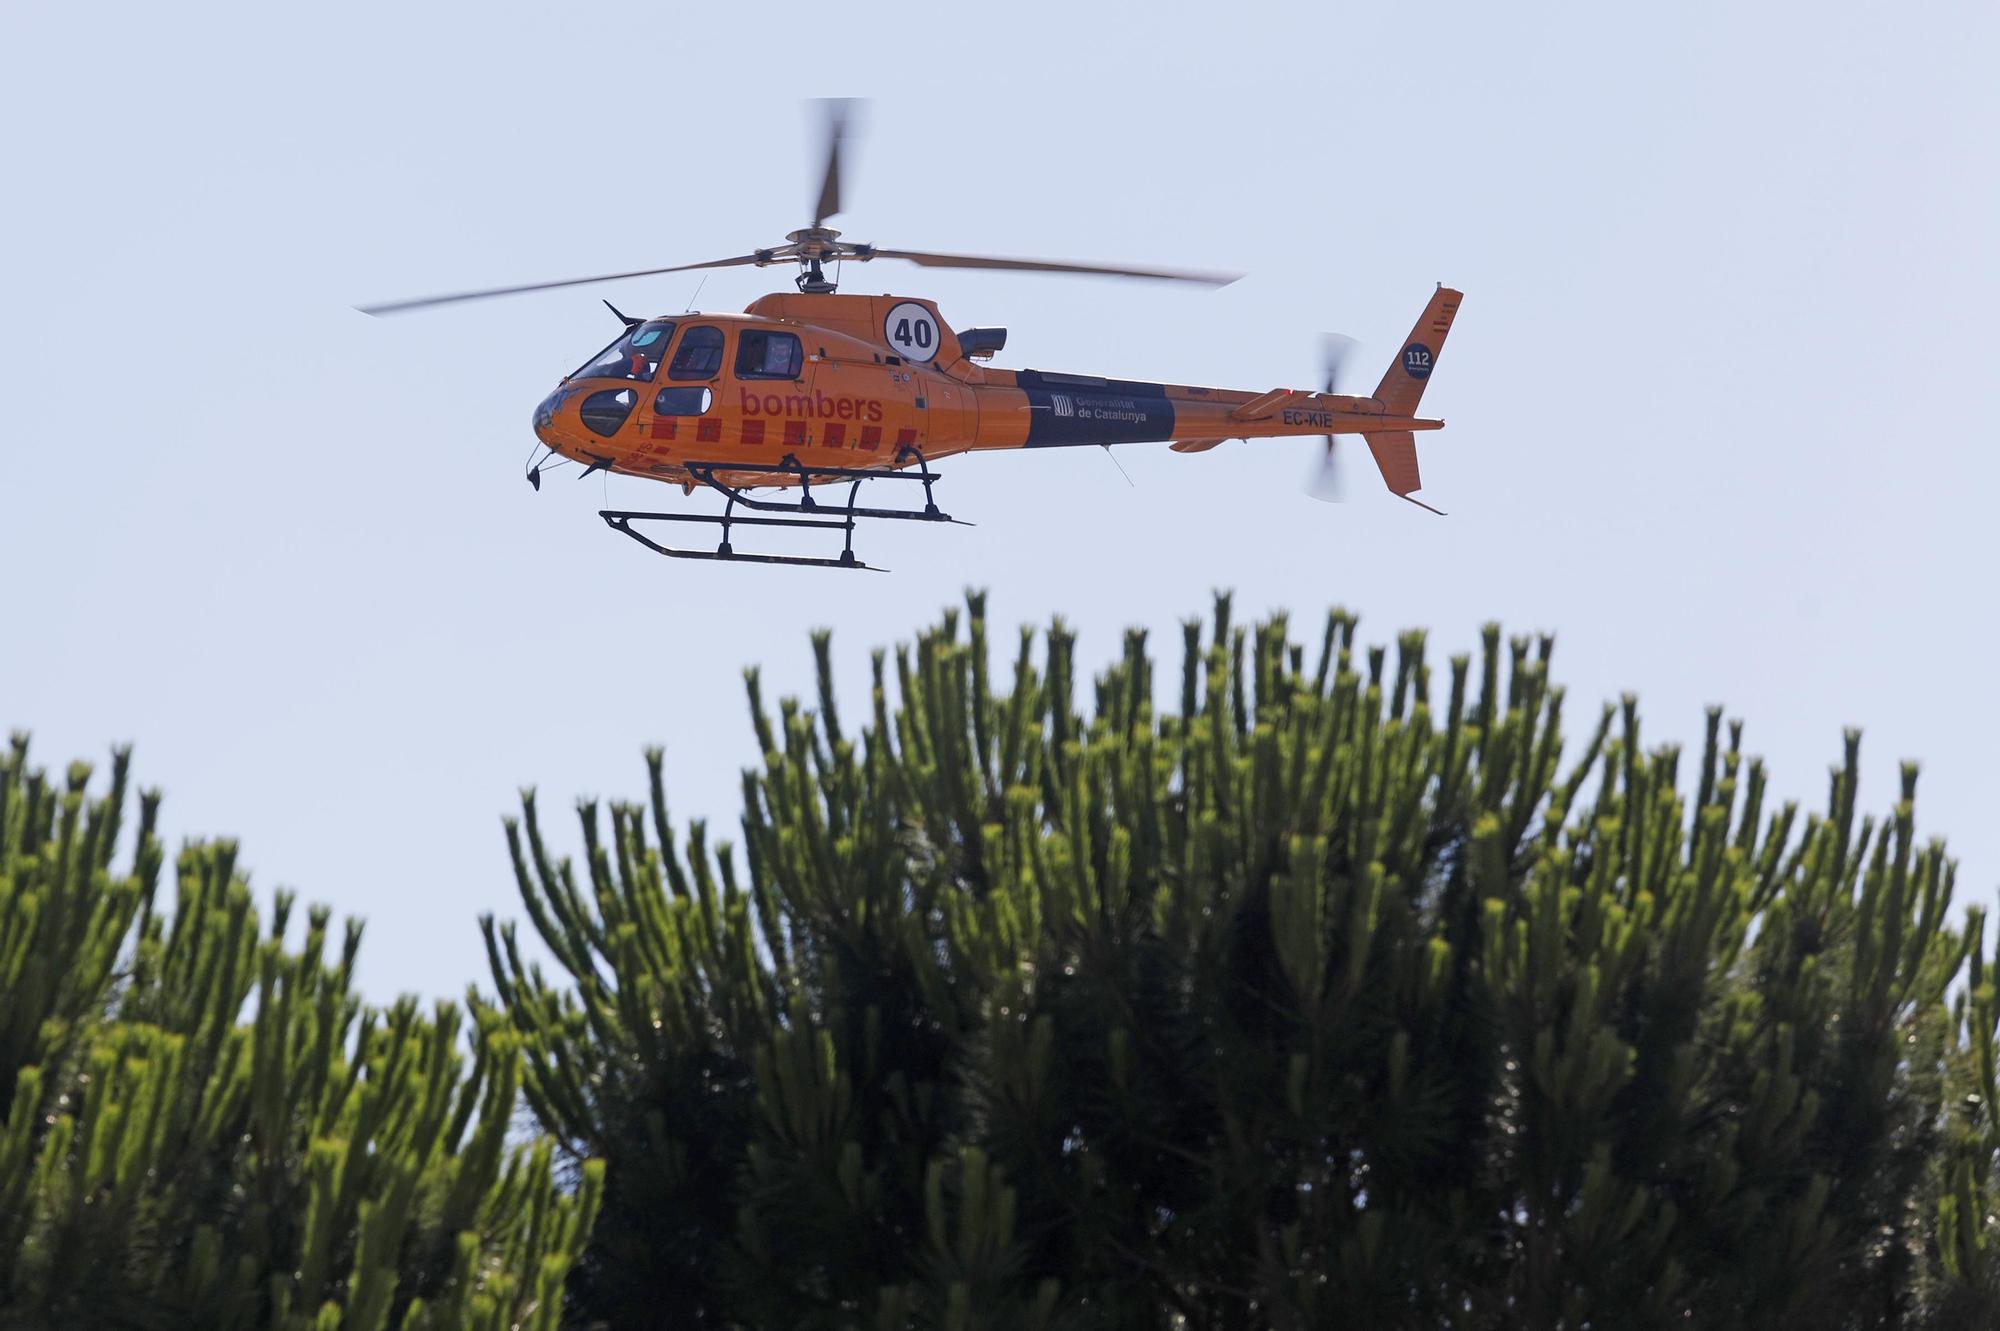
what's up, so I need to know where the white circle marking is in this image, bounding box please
[883,301,940,364]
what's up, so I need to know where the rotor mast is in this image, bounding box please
[786,227,841,294]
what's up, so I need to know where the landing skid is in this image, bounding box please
[600,450,962,570]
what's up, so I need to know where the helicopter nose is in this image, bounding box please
[533,386,571,442]
[527,386,573,490]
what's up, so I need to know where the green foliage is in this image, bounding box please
[0,735,602,1330]
[492,595,2000,1329]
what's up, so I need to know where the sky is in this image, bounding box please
[3,0,1996,1005]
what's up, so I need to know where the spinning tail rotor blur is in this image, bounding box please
[1307,334,1358,503]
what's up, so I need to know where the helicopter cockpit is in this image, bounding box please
[570,319,679,382]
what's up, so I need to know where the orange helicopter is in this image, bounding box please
[362,102,1461,569]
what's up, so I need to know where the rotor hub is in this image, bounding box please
[784,227,843,259]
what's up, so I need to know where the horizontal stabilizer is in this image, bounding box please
[1230,388,1311,422]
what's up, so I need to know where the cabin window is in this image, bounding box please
[653,386,712,416]
[735,329,803,380]
[579,388,636,437]
[571,320,677,382]
[668,326,725,380]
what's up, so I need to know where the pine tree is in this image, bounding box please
[0,735,603,1330]
[489,595,2000,1330]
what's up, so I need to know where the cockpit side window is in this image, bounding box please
[653,386,712,416]
[571,320,678,382]
[735,329,803,380]
[668,326,726,380]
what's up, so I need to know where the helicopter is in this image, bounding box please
[361,101,1461,570]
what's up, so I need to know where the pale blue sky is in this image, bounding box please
[3,0,1995,1003]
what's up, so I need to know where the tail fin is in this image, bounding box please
[1361,431,1444,514]
[1371,286,1462,417]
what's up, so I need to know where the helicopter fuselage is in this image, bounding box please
[530,291,1452,492]
[371,97,1461,567]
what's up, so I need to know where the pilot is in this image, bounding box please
[627,327,667,379]
[751,332,792,377]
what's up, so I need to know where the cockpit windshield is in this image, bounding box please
[570,320,678,382]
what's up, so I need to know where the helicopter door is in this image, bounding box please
[730,327,819,454]
[847,359,919,460]
[634,324,727,454]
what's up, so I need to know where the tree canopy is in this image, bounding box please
[488,594,2000,1330]
[10,595,2000,1330]
[0,736,601,1330]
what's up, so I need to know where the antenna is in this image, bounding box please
[1100,444,1136,488]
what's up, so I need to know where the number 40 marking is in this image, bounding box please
[883,302,941,364]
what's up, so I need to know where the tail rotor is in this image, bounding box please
[1306,333,1358,503]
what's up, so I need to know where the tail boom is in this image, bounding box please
[1169,403,1444,442]
[985,285,1461,513]
[1164,286,1461,447]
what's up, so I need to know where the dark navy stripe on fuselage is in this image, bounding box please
[1017,369,1176,447]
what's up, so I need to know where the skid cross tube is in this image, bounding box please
[598,449,959,570]
[682,448,951,522]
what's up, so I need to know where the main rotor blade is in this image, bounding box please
[812,98,857,227]
[356,254,769,316]
[862,248,1241,286]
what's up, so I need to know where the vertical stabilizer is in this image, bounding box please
[1371,286,1462,417]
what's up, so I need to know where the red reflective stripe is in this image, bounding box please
[650,419,676,439]
[894,427,918,448]
[783,420,808,446]
[823,423,846,448]
[859,425,882,451]
[741,420,765,445]
[697,419,721,443]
